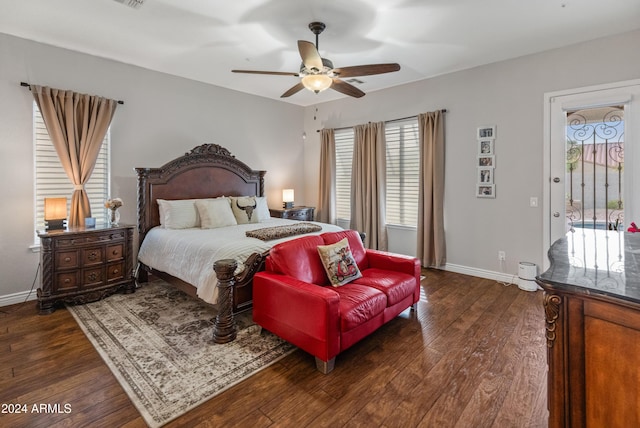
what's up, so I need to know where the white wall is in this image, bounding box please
[0,33,304,304]
[2,29,639,304]
[303,29,640,280]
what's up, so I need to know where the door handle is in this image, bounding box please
[553,212,560,217]
[553,177,561,183]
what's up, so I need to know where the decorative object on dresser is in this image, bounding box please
[37,224,135,314]
[537,230,640,427]
[269,206,315,221]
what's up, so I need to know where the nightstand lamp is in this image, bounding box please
[282,189,294,209]
[44,197,67,230]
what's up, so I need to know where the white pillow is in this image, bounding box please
[230,196,260,224]
[256,197,271,222]
[195,198,237,229]
[157,199,200,229]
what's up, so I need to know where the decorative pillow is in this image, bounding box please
[195,198,237,229]
[157,199,200,229]
[317,238,363,287]
[230,196,260,224]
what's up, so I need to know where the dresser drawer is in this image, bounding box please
[83,267,104,286]
[55,271,80,292]
[106,244,124,261]
[83,247,104,266]
[56,251,79,269]
[107,261,125,281]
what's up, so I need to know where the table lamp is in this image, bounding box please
[44,197,67,230]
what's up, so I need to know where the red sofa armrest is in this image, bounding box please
[253,271,341,360]
[365,249,421,277]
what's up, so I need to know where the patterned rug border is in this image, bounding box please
[67,282,295,427]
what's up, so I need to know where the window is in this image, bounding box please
[335,128,354,222]
[333,118,420,228]
[385,119,419,227]
[33,102,110,237]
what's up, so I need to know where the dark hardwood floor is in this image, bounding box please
[0,269,548,427]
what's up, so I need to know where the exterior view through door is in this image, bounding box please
[564,106,624,232]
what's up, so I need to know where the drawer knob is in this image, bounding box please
[88,251,98,261]
[113,269,119,274]
[112,250,119,255]
[64,257,71,262]
[88,273,98,281]
[64,278,70,284]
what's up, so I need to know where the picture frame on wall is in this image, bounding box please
[478,139,494,155]
[478,167,493,184]
[477,184,496,198]
[478,155,495,167]
[477,125,496,139]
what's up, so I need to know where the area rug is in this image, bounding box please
[67,280,295,428]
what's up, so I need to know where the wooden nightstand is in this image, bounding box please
[37,224,135,314]
[269,206,315,221]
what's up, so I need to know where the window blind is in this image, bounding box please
[385,119,419,227]
[34,102,110,234]
[334,128,354,221]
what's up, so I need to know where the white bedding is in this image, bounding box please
[137,218,342,304]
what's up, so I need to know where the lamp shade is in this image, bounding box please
[301,74,332,93]
[44,197,67,220]
[282,189,294,209]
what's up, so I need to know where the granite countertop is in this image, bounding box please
[537,229,640,304]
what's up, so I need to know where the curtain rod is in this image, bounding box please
[20,82,124,105]
[316,109,447,133]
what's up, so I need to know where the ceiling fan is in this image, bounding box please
[232,22,401,99]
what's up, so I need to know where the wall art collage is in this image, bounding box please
[476,125,496,198]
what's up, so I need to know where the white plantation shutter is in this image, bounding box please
[34,102,110,235]
[334,128,354,221]
[385,119,419,227]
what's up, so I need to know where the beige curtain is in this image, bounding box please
[317,128,337,224]
[417,111,446,267]
[351,122,387,250]
[31,85,118,227]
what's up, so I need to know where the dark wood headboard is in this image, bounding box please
[135,143,266,244]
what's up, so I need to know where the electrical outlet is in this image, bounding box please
[498,251,506,261]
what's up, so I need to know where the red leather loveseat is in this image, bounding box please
[252,230,421,373]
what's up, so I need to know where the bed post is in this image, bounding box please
[212,259,238,343]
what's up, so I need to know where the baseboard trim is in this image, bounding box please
[0,290,37,307]
[439,263,519,285]
[1,264,523,307]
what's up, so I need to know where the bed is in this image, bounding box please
[135,143,341,342]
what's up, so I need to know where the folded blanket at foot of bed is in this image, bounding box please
[246,222,322,241]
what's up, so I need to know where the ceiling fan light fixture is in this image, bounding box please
[301,74,332,93]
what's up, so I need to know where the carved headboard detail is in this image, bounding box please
[135,143,266,245]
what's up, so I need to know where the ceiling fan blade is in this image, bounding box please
[281,82,306,98]
[232,70,299,76]
[297,40,323,71]
[332,63,401,77]
[330,78,365,98]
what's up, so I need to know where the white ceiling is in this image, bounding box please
[1,0,639,107]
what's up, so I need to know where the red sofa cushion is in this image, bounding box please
[353,268,418,306]
[333,283,387,331]
[321,230,369,271]
[267,235,329,285]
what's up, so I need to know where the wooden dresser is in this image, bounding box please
[536,230,640,428]
[37,224,135,314]
[269,206,315,221]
